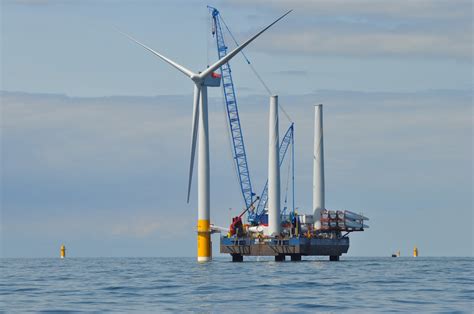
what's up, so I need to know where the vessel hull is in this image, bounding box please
[220,236,349,257]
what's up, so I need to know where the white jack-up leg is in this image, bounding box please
[267,95,281,236]
[313,104,325,230]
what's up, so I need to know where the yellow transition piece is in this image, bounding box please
[197,219,211,262]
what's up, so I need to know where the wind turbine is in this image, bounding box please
[122,9,292,262]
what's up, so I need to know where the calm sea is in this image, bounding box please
[1,257,472,312]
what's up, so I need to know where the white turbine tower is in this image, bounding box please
[122,10,292,262]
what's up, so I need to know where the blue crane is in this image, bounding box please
[208,6,295,223]
[208,6,255,210]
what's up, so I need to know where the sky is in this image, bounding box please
[1,0,472,257]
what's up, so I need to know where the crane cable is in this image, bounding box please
[206,11,211,66]
[219,14,293,123]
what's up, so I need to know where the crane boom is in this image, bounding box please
[209,6,254,210]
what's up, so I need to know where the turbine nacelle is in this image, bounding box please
[202,72,221,87]
[192,71,221,87]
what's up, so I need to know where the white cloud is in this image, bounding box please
[224,0,471,20]
[6,0,51,5]
[223,0,472,60]
[256,29,470,59]
[0,92,192,174]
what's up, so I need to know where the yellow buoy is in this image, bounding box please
[60,244,66,259]
[413,246,418,257]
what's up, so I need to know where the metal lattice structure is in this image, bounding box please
[209,6,254,210]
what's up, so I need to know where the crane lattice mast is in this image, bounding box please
[209,6,255,210]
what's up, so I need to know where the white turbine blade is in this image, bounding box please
[200,9,292,79]
[120,31,196,78]
[187,84,201,203]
